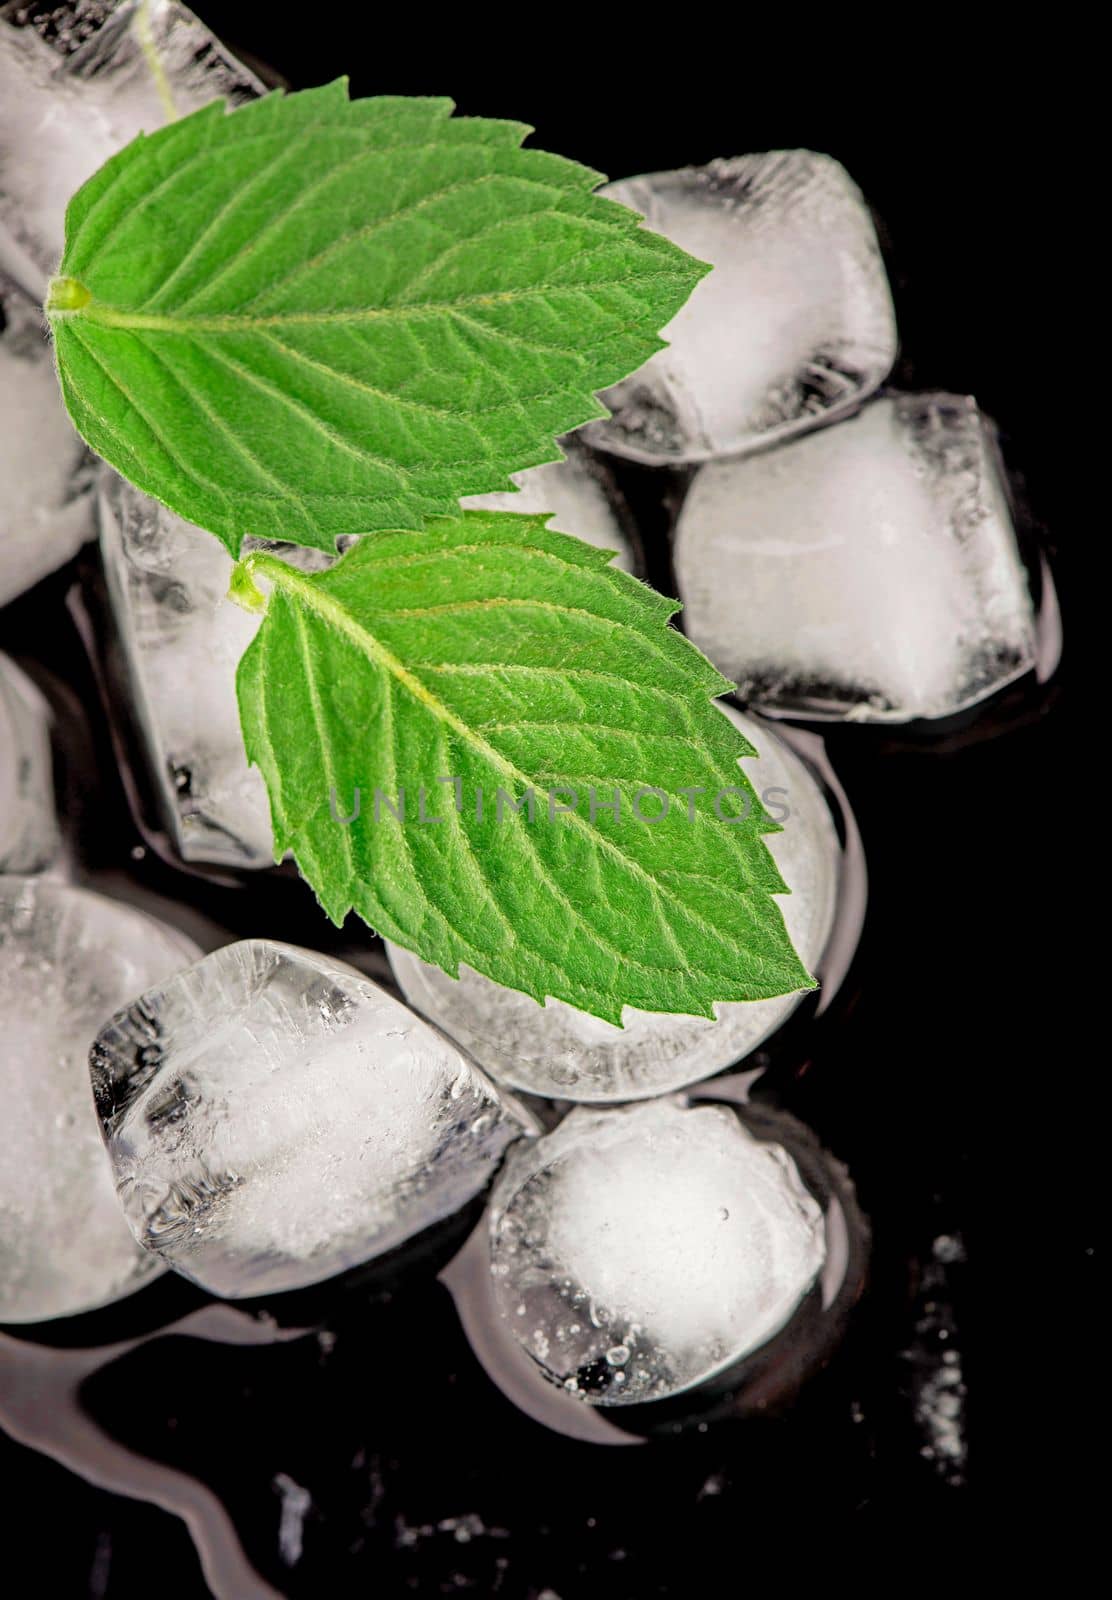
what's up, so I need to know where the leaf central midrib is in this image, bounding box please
[242,552,791,979]
[49,270,679,334]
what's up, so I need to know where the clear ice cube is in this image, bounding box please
[90,939,534,1299]
[0,653,61,875]
[0,276,93,608]
[462,438,636,571]
[583,152,897,464]
[0,0,263,299]
[387,706,838,1101]
[97,474,333,868]
[0,877,198,1322]
[488,1098,825,1405]
[673,392,1038,722]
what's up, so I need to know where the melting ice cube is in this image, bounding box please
[0,1,263,299]
[0,653,61,875]
[673,392,1038,722]
[387,706,839,1101]
[0,877,198,1322]
[0,276,93,609]
[96,474,333,868]
[90,939,534,1298]
[583,152,896,464]
[488,1098,825,1405]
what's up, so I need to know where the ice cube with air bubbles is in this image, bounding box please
[0,0,263,300]
[462,437,637,572]
[582,151,897,465]
[673,392,1038,722]
[0,653,61,876]
[96,473,335,869]
[386,705,840,1102]
[0,275,94,609]
[488,1098,825,1405]
[0,877,198,1323]
[90,939,535,1299]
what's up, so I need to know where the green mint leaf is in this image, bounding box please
[235,511,815,1023]
[45,81,708,557]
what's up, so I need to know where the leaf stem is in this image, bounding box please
[227,559,268,612]
[45,276,91,314]
[133,0,180,125]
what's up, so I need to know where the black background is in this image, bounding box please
[0,5,1089,1590]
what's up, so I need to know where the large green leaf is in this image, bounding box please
[234,510,814,1022]
[46,81,707,556]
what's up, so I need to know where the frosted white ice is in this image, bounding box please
[462,440,635,571]
[0,278,93,608]
[489,1098,825,1405]
[91,940,534,1298]
[97,475,333,867]
[387,706,838,1101]
[674,393,1038,722]
[0,1,263,300]
[0,653,61,875]
[97,475,270,867]
[0,877,197,1322]
[583,152,896,464]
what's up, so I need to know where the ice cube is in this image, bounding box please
[0,877,198,1322]
[0,1,263,300]
[488,1098,825,1405]
[462,439,636,571]
[96,474,334,868]
[386,705,839,1101]
[0,276,93,608]
[673,392,1038,722]
[90,939,534,1298]
[0,653,61,875]
[582,152,896,464]
[96,474,272,869]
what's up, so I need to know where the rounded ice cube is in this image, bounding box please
[488,1098,826,1405]
[90,940,534,1299]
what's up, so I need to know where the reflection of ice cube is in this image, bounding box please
[489,1098,825,1405]
[584,152,896,464]
[0,277,93,608]
[387,706,838,1101]
[97,475,332,868]
[462,439,636,571]
[0,877,198,1322]
[0,1,263,299]
[0,654,61,875]
[91,940,534,1299]
[674,393,1038,723]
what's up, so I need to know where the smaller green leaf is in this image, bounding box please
[46,81,708,556]
[235,510,815,1023]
